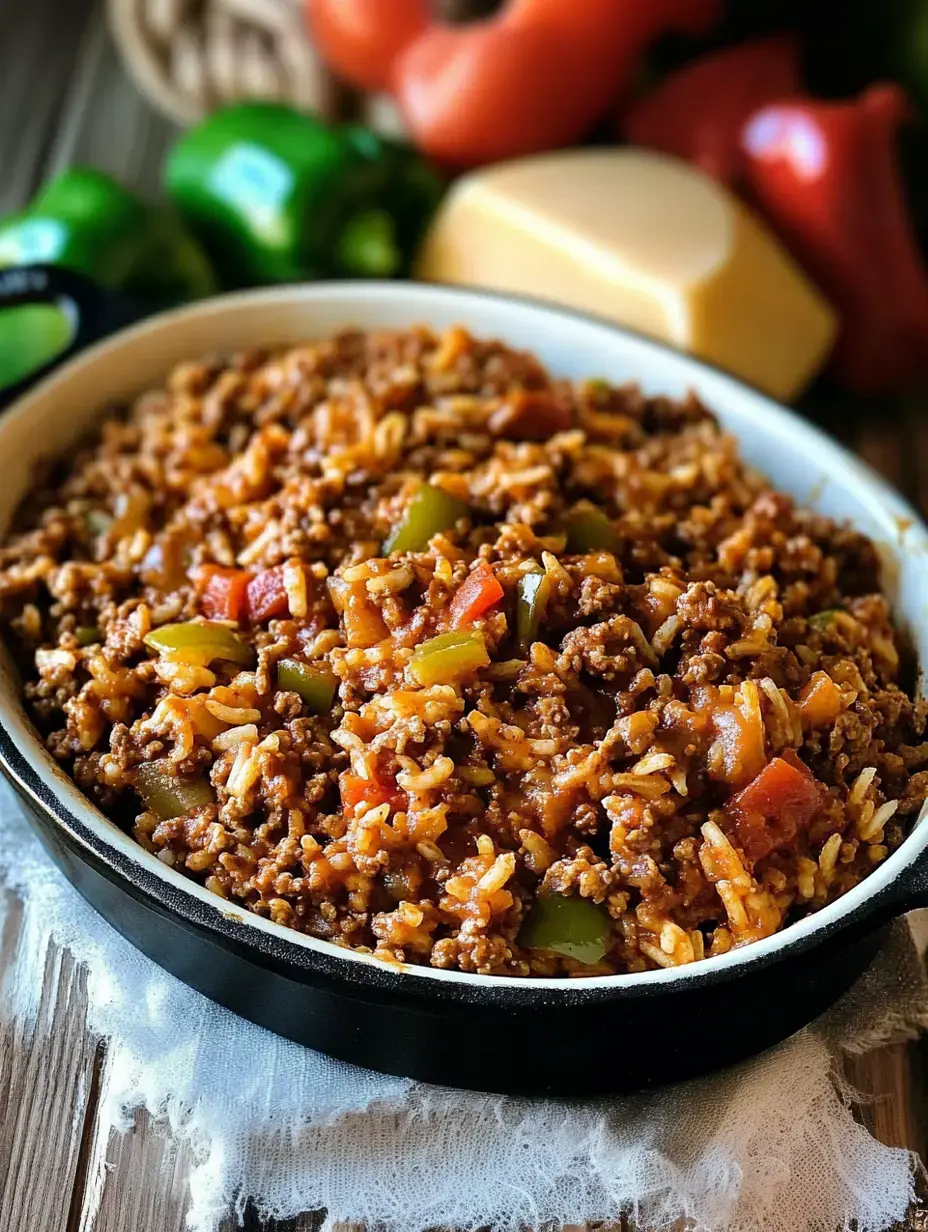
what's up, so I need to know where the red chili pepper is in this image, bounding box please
[307,0,721,168]
[340,769,408,815]
[621,35,801,186]
[449,561,504,629]
[198,566,251,622]
[741,84,928,395]
[725,755,825,865]
[246,565,290,623]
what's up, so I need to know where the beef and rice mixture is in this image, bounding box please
[1,325,927,977]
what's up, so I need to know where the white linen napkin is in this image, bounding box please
[1,774,925,1232]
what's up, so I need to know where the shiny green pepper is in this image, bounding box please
[0,168,215,302]
[409,629,489,686]
[519,893,612,964]
[276,658,338,712]
[515,566,549,654]
[165,103,444,288]
[143,621,252,666]
[384,483,470,555]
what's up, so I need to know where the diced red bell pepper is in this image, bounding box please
[449,561,504,629]
[726,755,825,865]
[246,565,290,623]
[340,770,408,815]
[198,566,251,622]
[741,83,928,395]
[621,35,801,185]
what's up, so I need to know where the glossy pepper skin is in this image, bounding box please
[165,103,443,287]
[742,84,928,396]
[621,35,802,186]
[307,0,722,168]
[0,168,215,302]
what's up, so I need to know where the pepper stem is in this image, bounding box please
[336,207,401,278]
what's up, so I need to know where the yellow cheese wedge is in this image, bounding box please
[415,149,837,401]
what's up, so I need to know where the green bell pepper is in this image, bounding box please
[384,483,471,555]
[519,893,612,964]
[135,761,215,821]
[515,567,550,654]
[165,103,444,288]
[565,504,620,553]
[276,658,338,712]
[409,629,489,686]
[0,168,215,302]
[143,621,252,666]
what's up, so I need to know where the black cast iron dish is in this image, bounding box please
[0,279,926,1097]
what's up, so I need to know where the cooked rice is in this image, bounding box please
[0,324,926,977]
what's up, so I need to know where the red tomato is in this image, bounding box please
[449,561,504,629]
[198,566,251,622]
[246,566,290,623]
[306,0,428,92]
[340,770,408,815]
[726,756,825,865]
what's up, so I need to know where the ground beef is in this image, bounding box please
[0,325,924,977]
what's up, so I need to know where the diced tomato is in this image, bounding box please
[487,390,573,440]
[799,671,843,729]
[340,770,408,815]
[449,561,504,629]
[246,565,289,622]
[726,755,825,865]
[198,566,251,622]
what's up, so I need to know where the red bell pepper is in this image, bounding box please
[307,0,721,168]
[308,0,429,93]
[198,566,251,622]
[741,83,928,395]
[246,565,290,623]
[621,35,801,186]
[725,755,825,865]
[449,561,504,629]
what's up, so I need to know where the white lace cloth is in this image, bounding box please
[1,774,926,1232]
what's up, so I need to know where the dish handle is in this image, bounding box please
[0,264,141,411]
[872,836,928,923]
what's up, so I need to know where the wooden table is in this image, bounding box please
[1,2,927,1227]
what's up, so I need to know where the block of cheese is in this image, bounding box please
[415,149,837,401]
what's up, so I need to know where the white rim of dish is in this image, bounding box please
[1,280,926,991]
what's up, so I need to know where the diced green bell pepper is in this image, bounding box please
[143,621,252,666]
[135,760,214,821]
[410,629,489,686]
[565,505,620,553]
[384,483,470,555]
[809,609,842,631]
[516,567,550,653]
[519,893,612,964]
[276,658,338,712]
[0,168,215,302]
[75,625,101,647]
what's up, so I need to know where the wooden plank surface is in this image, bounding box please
[0,2,927,1229]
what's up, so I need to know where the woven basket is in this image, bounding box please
[107,0,338,126]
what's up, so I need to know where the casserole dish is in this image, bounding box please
[0,274,926,1096]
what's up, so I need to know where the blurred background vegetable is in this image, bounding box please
[4,0,928,406]
[166,102,442,285]
[0,168,215,303]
